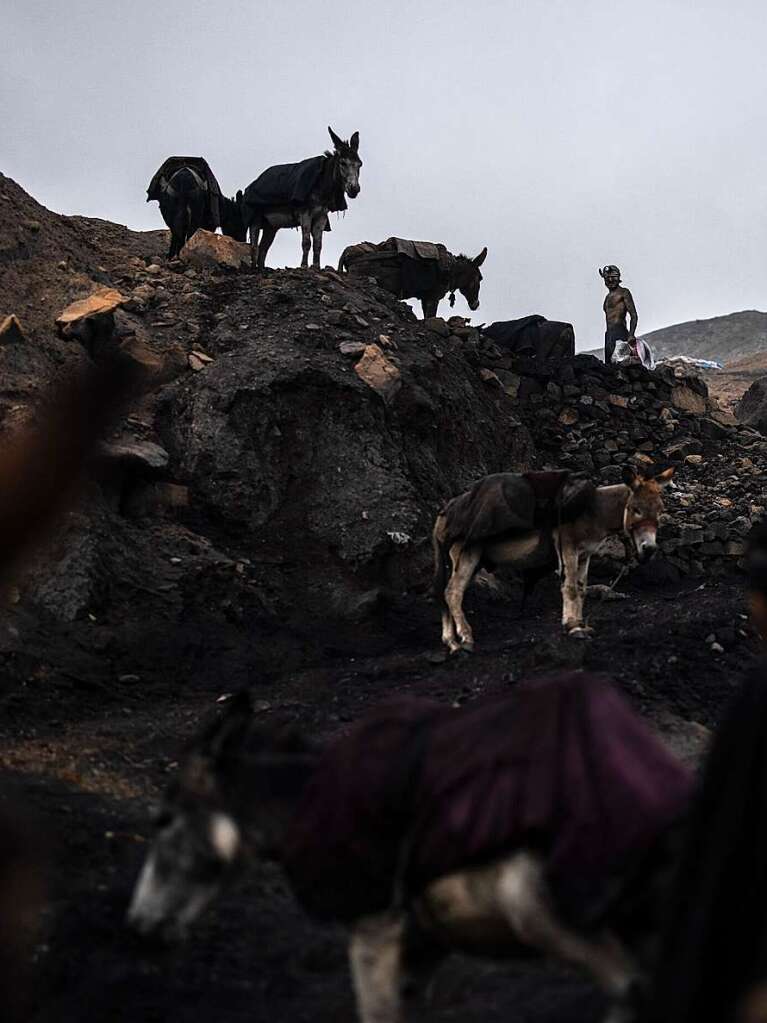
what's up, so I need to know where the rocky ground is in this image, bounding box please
[0,173,764,1021]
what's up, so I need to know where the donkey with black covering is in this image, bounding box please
[432,465,673,649]
[243,127,362,270]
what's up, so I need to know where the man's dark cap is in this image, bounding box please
[599,265,621,279]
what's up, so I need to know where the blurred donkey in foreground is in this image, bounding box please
[129,670,691,1023]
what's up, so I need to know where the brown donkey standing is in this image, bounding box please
[432,465,673,650]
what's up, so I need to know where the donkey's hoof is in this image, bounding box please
[566,626,593,641]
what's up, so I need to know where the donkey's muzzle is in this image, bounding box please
[636,542,658,563]
[347,184,360,198]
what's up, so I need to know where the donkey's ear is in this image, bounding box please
[236,189,243,203]
[328,126,344,150]
[349,131,359,153]
[655,467,675,487]
[473,246,488,268]
[622,465,641,489]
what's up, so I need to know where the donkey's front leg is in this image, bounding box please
[574,553,593,629]
[445,545,481,652]
[560,544,588,635]
[310,212,326,269]
[349,913,405,1023]
[497,853,640,1017]
[298,211,311,268]
[249,223,261,269]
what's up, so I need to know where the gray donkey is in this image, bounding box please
[432,465,673,650]
[242,127,362,270]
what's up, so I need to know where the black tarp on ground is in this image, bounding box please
[282,673,692,925]
[484,316,575,361]
[146,157,223,229]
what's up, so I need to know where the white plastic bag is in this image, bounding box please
[612,339,656,370]
[612,340,633,365]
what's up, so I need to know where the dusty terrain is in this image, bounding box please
[0,173,763,1021]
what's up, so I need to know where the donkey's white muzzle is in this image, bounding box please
[634,526,658,562]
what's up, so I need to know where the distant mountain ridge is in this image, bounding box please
[642,310,767,363]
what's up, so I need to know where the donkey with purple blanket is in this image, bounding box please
[128,673,691,1023]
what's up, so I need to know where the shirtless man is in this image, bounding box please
[599,265,638,363]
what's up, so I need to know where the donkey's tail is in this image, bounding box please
[337,246,350,273]
[431,514,450,604]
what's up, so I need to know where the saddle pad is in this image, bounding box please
[282,673,692,924]
[387,237,444,262]
[146,156,222,202]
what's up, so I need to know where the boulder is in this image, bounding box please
[0,314,25,344]
[736,376,767,436]
[166,324,534,622]
[671,384,707,415]
[699,417,731,441]
[0,312,53,382]
[338,341,367,358]
[354,344,402,404]
[98,439,170,475]
[181,229,250,271]
[423,317,449,336]
[55,288,125,335]
[664,437,703,461]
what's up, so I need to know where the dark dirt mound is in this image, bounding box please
[0,175,763,1023]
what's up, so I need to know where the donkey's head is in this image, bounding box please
[127,693,314,942]
[328,126,362,198]
[452,248,487,311]
[622,466,674,561]
[220,191,247,242]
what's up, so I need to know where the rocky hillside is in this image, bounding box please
[2,172,767,684]
[642,309,767,363]
[0,173,536,675]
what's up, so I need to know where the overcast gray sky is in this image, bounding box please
[3,0,766,348]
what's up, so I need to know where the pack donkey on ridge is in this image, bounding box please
[432,465,673,650]
[147,157,242,260]
[338,236,487,318]
[242,127,362,270]
[127,675,690,1023]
